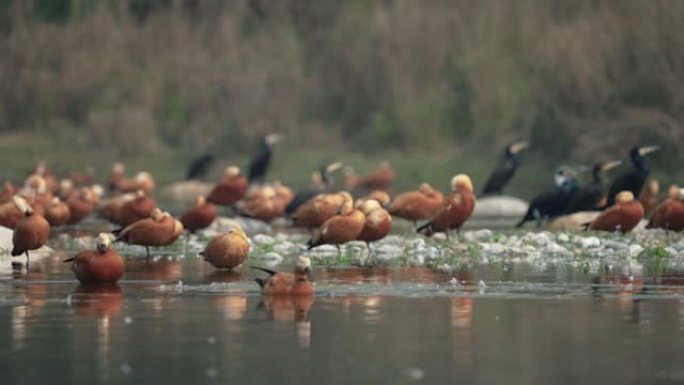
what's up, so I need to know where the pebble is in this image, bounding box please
[260,252,284,265]
[252,234,275,245]
[579,237,601,248]
[463,229,493,242]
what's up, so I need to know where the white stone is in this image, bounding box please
[579,237,601,248]
[252,234,275,245]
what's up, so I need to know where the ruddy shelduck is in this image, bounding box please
[307,193,366,254]
[200,224,250,270]
[180,196,217,233]
[253,256,314,296]
[417,174,475,238]
[11,196,50,268]
[356,199,392,256]
[64,233,124,284]
[589,191,644,233]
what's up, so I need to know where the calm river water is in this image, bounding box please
[1,253,683,384]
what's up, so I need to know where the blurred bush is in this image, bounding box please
[1,0,683,168]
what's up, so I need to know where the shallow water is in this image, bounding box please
[1,250,684,385]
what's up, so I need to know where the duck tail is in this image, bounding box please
[250,266,278,276]
[255,278,266,289]
[10,247,22,256]
[63,257,74,263]
[416,221,432,234]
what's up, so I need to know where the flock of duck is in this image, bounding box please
[2,136,684,298]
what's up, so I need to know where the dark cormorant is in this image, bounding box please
[516,167,580,227]
[605,145,660,207]
[185,153,216,180]
[285,162,343,215]
[480,141,528,196]
[248,134,281,184]
[564,160,622,214]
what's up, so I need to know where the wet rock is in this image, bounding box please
[376,244,403,260]
[272,241,297,255]
[463,229,493,242]
[604,240,629,250]
[260,252,284,266]
[628,244,644,258]
[522,232,552,246]
[579,237,601,248]
[556,233,570,243]
[252,234,275,245]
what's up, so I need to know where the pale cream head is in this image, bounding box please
[615,191,635,204]
[359,199,382,215]
[677,188,684,201]
[226,166,240,177]
[13,195,31,215]
[150,208,164,221]
[112,162,125,174]
[96,232,112,253]
[451,174,473,192]
[295,255,311,272]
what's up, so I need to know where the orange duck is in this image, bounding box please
[44,197,71,227]
[639,178,659,215]
[345,161,395,191]
[356,190,391,208]
[66,188,97,224]
[647,188,684,231]
[120,171,155,194]
[63,233,124,284]
[27,163,58,194]
[115,208,177,260]
[207,166,248,207]
[356,199,392,256]
[0,199,25,229]
[388,183,445,227]
[200,224,250,270]
[306,194,366,254]
[292,192,348,229]
[589,191,644,233]
[11,196,50,268]
[239,186,285,222]
[115,190,156,227]
[253,256,314,296]
[417,174,475,238]
[22,175,53,208]
[180,196,217,233]
[97,193,135,223]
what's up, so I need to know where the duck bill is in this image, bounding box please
[638,145,660,156]
[510,141,529,154]
[265,134,282,145]
[601,160,622,172]
[325,162,343,174]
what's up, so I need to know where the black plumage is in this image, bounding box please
[516,168,580,227]
[565,160,621,214]
[185,153,215,180]
[480,141,528,196]
[248,134,280,184]
[605,145,660,207]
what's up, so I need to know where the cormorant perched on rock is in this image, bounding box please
[480,141,528,196]
[248,134,281,184]
[565,160,622,214]
[516,167,580,228]
[285,162,343,216]
[605,145,660,207]
[186,153,215,180]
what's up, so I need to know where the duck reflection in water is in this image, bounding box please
[11,272,49,350]
[259,295,314,348]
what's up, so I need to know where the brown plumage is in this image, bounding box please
[345,162,395,191]
[116,190,156,226]
[647,188,684,231]
[207,166,248,206]
[239,186,286,222]
[44,197,71,227]
[118,172,156,194]
[0,200,25,229]
[11,196,50,267]
[639,178,659,215]
[180,196,217,233]
[97,193,135,223]
[63,233,124,284]
[590,191,644,233]
[417,175,476,238]
[307,195,366,250]
[200,224,250,270]
[253,256,314,296]
[115,208,177,258]
[388,183,445,225]
[292,192,347,229]
[356,190,391,208]
[356,199,392,256]
[66,188,96,224]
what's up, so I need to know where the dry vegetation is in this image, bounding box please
[1,0,684,170]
